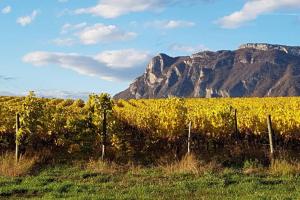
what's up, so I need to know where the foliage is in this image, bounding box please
[1,95,300,159]
[17,91,44,146]
[85,93,113,142]
[115,97,300,141]
[0,93,113,155]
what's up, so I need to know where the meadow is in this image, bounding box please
[1,154,300,200]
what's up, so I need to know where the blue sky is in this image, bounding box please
[0,0,300,98]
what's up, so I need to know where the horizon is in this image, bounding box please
[1,0,300,98]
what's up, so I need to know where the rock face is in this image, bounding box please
[114,43,300,99]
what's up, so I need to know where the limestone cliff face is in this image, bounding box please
[239,43,300,56]
[114,43,300,99]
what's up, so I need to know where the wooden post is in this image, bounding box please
[234,109,238,137]
[15,113,20,163]
[101,110,107,160]
[187,121,191,155]
[267,115,274,158]
[101,145,105,161]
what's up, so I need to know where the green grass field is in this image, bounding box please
[1,162,300,200]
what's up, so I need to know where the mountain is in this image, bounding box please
[0,91,16,96]
[34,90,90,101]
[0,91,89,101]
[114,43,300,99]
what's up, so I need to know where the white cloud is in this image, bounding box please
[95,49,151,68]
[74,0,214,18]
[170,44,208,54]
[146,20,196,29]
[77,23,137,45]
[52,38,75,46]
[17,10,39,27]
[74,0,204,18]
[22,49,152,81]
[74,0,166,18]
[1,6,11,14]
[61,22,87,34]
[218,0,300,29]
[53,23,135,46]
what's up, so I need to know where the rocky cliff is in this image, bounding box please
[114,43,300,99]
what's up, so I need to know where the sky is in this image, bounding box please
[0,0,300,98]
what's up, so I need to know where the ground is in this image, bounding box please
[0,163,300,200]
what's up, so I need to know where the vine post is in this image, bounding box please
[15,113,20,163]
[101,109,107,161]
[187,121,191,155]
[267,115,275,159]
[234,109,238,136]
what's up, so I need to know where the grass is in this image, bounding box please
[242,159,264,175]
[160,154,221,175]
[0,156,300,199]
[269,159,300,176]
[86,159,118,174]
[0,153,37,177]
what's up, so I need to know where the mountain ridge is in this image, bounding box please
[114,43,300,99]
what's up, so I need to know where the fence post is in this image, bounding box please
[187,121,191,155]
[15,113,20,163]
[267,115,274,159]
[101,110,107,160]
[234,109,238,137]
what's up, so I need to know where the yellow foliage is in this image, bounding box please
[114,97,300,139]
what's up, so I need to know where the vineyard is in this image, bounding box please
[1,93,300,163]
[115,97,300,139]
